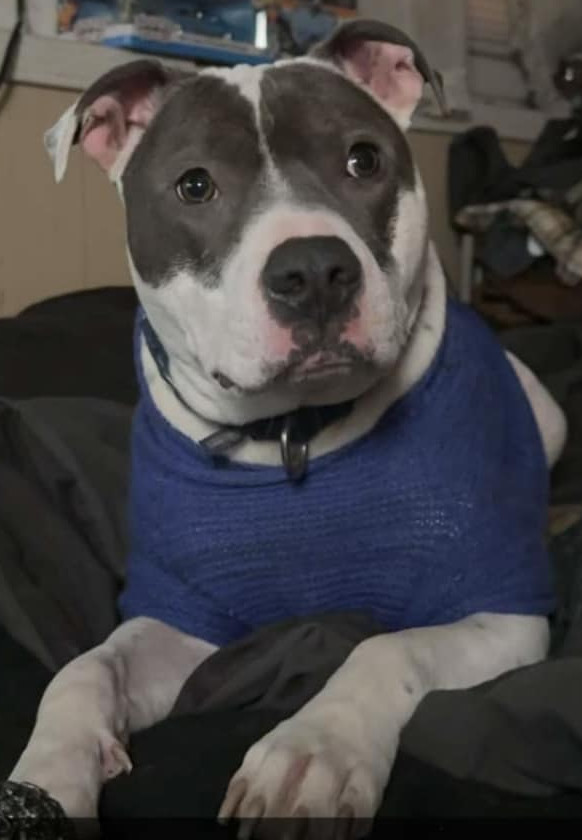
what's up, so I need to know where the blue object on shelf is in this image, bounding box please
[101,33,274,65]
[66,1,274,66]
[136,1,257,45]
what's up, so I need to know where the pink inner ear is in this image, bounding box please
[341,42,424,118]
[80,95,127,172]
[80,84,160,173]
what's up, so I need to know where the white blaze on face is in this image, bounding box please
[201,64,290,201]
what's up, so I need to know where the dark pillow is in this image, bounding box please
[0,287,138,404]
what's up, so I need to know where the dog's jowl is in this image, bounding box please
[6,18,566,838]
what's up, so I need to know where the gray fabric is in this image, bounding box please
[173,612,384,718]
[402,656,582,797]
[0,397,131,671]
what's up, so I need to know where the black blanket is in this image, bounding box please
[2,288,582,827]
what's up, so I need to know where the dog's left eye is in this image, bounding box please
[346,143,381,179]
[176,168,217,203]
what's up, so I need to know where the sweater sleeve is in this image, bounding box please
[119,549,251,646]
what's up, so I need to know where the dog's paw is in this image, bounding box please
[98,734,132,781]
[218,708,393,840]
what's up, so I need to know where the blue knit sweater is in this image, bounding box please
[119,299,555,644]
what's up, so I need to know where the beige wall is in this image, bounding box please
[0,84,126,316]
[0,83,529,316]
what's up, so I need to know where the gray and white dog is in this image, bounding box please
[10,18,566,838]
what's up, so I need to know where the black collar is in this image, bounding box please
[141,317,354,482]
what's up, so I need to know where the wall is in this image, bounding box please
[0,83,529,316]
[0,84,125,315]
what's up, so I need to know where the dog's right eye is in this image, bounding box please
[176,169,217,204]
[346,143,381,179]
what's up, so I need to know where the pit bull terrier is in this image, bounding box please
[8,18,566,839]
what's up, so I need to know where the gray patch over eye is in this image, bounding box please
[121,75,264,288]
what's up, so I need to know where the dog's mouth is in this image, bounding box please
[286,352,361,384]
[212,343,375,394]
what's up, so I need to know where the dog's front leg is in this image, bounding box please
[8,618,215,818]
[220,613,548,835]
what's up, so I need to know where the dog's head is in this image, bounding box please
[47,20,444,425]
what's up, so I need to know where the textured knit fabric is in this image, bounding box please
[119,299,555,645]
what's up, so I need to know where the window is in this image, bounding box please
[466,0,530,107]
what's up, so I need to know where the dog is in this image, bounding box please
[8,18,566,838]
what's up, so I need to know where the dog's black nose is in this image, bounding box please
[262,236,362,325]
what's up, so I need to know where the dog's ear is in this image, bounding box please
[45,59,177,183]
[311,19,448,129]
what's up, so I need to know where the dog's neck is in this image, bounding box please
[140,243,447,468]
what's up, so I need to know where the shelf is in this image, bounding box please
[2,28,548,143]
